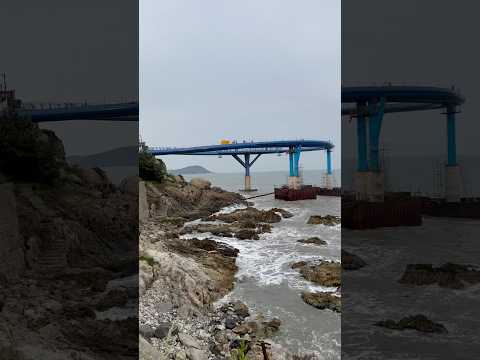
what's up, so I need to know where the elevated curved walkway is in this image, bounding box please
[20,102,139,122]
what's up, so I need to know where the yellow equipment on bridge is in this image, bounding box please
[220,139,231,144]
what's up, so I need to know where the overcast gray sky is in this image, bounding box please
[140,0,340,172]
[1,0,138,157]
[342,0,480,160]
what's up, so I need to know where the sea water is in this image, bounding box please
[183,170,341,358]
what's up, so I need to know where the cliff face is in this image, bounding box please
[0,120,139,359]
[139,178,245,306]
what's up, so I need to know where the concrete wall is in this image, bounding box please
[0,183,24,279]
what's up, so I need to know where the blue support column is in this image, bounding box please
[446,105,457,166]
[244,154,251,176]
[357,101,368,171]
[326,149,332,175]
[293,146,301,176]
[289,148,294,176]
[367,98,385,172]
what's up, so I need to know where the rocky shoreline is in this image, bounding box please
[140,176,335,359]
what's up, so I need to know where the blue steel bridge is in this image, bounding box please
[342,85,466,201]
[18,102,139,122]
[341,85,465,172]
[148,140,334,191]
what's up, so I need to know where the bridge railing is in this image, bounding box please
[148,146,288,153]
[20,100,139,111]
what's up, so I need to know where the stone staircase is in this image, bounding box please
[35,237,68,276]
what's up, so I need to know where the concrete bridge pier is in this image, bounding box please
[354,98,385,202]
[288,146,302,190]
[325,148,334,189]
[233,153,261,192]
[445,104,462,202]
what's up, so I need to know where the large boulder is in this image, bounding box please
[398,263,480,289]
[208,207,287,224]
[301,292,341,312]
[292,260,341,287]
[342,249,366,270]
[297,237,327,246]
[190,178,211,190]
[307,215,340,226]
[375,314,447,333]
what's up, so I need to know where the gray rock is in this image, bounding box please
[176,350,187,360]
[187,348,208,360]
[140,335,167,360]
[190,178,211,190]
[178,333,201,349]
[233,301,250,318]
[225,317,238,330]
[139,324,155,339]
[154,322,170,339]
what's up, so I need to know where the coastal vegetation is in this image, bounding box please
[139,150,167,182]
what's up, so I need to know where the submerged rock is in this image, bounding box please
[291,260,341,287]
[208,207,290,224]
[375,314,447,333]
[307,215,340,226]
[181,222,270,240]
[399,263,480,289]
[297,237,327,246]
[233,301,250,318]
[235,228,259,240]
[342,249,367,270]
[302,292,341,313]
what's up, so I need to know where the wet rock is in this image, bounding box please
[187,238,239,258]
[181,224,234,237]
[261,318,281,337]
[307,215,340,226]
[291,261,307,269]
[297,237,327,246]
[209,207,285,224]
[233,301,250,318]
[225,317,238,330]
[301,292,341,312]
[235,229,259,240]
[398,263,480,289]
[342,250,366,270]
[271,208,294,218]
[292,260,341,287]
[375,314,447,333]
[257,223,272,233]
[233,321,258,335]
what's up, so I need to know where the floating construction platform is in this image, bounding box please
[421,197,480,219]
[274,185,341,201]
[342,192,422,229]
[275,185,317,201]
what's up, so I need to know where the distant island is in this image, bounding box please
[170,165,212,175]
[67,146,138,167]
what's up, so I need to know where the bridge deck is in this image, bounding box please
[148,140,333,156]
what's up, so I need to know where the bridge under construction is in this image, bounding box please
[148,139,335,192]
